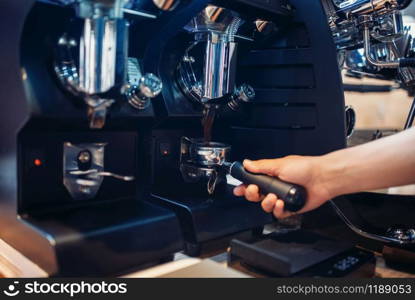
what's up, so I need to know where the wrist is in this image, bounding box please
[314,152,349,199]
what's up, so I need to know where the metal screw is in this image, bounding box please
[78,151,91,164]
[139,73,163,98]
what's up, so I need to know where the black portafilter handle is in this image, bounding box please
[223,162,307,212]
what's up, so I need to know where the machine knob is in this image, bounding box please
[139,73,163,98]
[227,84,255,111]
[127,73,162,110]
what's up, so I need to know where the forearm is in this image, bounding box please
[318,127,415,198]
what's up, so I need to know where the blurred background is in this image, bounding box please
[343,3,415,194]
[344,3,415,129]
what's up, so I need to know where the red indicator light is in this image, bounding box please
[163,150,169,155]
[34,159,42,167]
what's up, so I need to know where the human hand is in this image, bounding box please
[233,156,332,219]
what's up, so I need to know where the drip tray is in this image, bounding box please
[228,230,375,277]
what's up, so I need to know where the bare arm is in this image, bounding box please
[234,127,415,218]
[321,127,415,196]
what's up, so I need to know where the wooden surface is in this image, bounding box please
[0,238,414,278]
[376,257,415,278]
[344,76,413,130]
[0,239,47,277]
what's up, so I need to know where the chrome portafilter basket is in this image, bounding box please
[180,137,231,195]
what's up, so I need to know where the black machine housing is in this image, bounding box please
[142,0,347,255]
[0,0,184,276]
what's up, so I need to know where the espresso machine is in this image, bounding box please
[0,0,349,277]
[0,0,185,276]
[325,0,415,128]
[320,0,415,270]
[141,0,347,256]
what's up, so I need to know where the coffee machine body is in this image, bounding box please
[0,0,348,274]
[0,0,184,276]
[143,0,347,255]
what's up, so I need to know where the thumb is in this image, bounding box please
[243,159,281,176]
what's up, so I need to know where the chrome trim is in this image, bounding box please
[63,142,134,200]
[363,24,400,68]
[123,8,157,18]
[330,200,415,244]
[125,58,163,110]
[79,18,119,94]
[178,6,245,104]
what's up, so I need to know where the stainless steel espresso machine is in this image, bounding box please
[142,0,347,256]
[325,0,415,128]
[321,0,415,270]
[0,0,185,276]
[0,0,348,276]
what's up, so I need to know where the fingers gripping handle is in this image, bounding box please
[229,162,307,212]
